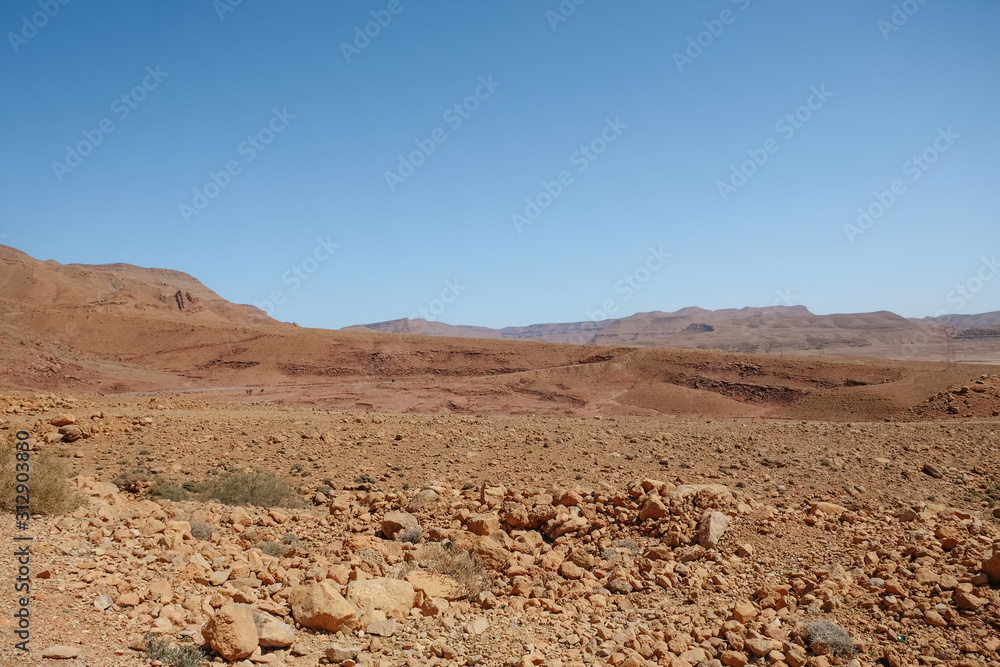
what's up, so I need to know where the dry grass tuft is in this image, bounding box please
[804,620,858,657]
[197,470,301,508]
[419,542,493,599]
[0,439,84,516]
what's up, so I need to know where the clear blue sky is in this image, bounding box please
[1,0,997,328]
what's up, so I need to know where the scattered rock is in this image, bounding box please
[381,511,419,540]
[41,646,81,659]
[289,581,358,632]
[698,511,730,549]
[203,603,258,661]
[346,577,416,617]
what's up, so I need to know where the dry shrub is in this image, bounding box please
[398,526,423,544]
[804,620,858,657]
[0,439,84,516]
[253,540,292,558]
[144,634,204,667]
[419,542,493,599]
[197,470,301,508]
[188,519,214,540]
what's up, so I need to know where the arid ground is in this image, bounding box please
[1,247,998,667]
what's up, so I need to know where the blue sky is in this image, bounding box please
[1,0,997,329]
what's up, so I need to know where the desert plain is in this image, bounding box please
[1,245,999,667]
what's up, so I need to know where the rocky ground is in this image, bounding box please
[1,391,999,667]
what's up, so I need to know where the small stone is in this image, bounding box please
[982,548,1000,585]
[638,497,668,521]
[720,650,748,667]
[467,617,489,635]
[325,643,361,662]
[253,610,295,647]
[347,577,416,617]
[745,637,777,657]
[117,592,141,607]
[366,619,398,637]
[922,463,944,478]
[923,610,947,627]
[50,413,76,427]
[467,513,501,536]
[810,501,848,517]
[559,561,585,580]
[289,581,358,633]
[955,589,987,611]
[698,511,730,549]
[94,594,114,610]
[732,600,757,624]
[381,511,419,540]
[42,646,81,659]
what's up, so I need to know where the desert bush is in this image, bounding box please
[281,532,305,547]
[419,542,492,599]
[149,479,189,502]
[804,620,857,657]
[188,519,214,540]
[0,440,84,516]
[197,470,301,508]
[253,540,292,558]
[144,634,204,667]
[398,526,423,544]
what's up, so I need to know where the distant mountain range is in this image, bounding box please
[345,306,1000,358]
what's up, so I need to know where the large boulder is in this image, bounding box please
[203,603,258,661]
[346,578,416,617]
[289,581,358,632]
